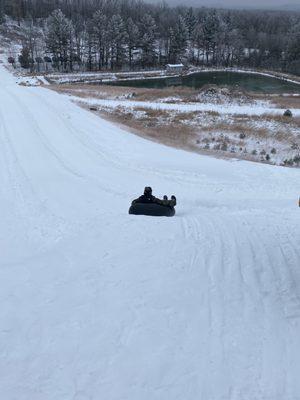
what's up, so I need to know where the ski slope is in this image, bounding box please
[1,62,300,400]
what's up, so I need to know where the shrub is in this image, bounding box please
[19,46,32,69]
[266,154,270,161]
[251,149,257,155]
[283,109,292,117]
[293,154,300,165]
[239,132,246,139]
[271,147,277,154]
[283,158,294,166]
[221,142,228,151]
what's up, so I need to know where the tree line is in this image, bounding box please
[1,0,300,75]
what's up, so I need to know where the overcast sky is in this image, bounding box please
[148,0,300,10]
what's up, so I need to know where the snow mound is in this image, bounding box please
[194,85,252,105]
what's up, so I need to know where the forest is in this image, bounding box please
[0,0,300,75]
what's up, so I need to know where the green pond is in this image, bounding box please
[106,71,300,94]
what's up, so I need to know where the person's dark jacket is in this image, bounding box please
[132,194,160,204]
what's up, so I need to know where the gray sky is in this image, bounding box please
[148,0,300,10]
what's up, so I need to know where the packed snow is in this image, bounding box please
[1,60,300,400]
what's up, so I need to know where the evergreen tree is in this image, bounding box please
[84,19,96,71]
[192,23,204,64]
[0,0,5,24]
[202,9,221,64]
[92,10,107,69]
[168,16,188,64]
[126,17,139,69]
[109,14,127,70]
[185,8,197,62]
[286,23,300,73]
[139,13,157,67]
[46,9,74,71]
[19,45,31,68]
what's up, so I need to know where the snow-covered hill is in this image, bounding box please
[1,62,300,400]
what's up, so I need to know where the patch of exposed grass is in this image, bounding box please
[270,95,300,109]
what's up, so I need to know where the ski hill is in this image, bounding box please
[0,62,300,400]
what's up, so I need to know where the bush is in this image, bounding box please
[283,109,293,117]
[19,46,32,69]
[265,154,270,161]
[251,149,257,155]
[271,147,277,154]
[221,142,228,151]
[283,158,294,166]
[239,132,246,139]
[8,57,15,65]
[293,154,300,166]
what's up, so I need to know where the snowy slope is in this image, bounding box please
[1,63,300,400]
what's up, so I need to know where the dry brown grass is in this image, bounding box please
[204,110,221,117]
[135,108,169,119]
[270,95,300,109]
[172,111,199,123]
[49,83,196,102]
[261,112,299,124]
[77,101,297,165]
[83,105,198,151]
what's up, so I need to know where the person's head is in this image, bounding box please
[144,186,152,196]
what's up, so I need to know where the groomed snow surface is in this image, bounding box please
[1,62,300,400]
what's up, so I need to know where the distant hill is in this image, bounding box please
[146,0,300,11]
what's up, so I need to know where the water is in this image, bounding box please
[106,71,300,94]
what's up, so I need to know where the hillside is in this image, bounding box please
[1,51,300,399]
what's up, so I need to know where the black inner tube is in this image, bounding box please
[129,203,175,217]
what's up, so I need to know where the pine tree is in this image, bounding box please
[108,14,127,70]
[185,8,197,62]
[286,23,300,73]
[46,9,74,71]
[0,0,5,24]
[19,45,31,69]
[84,20,96,71]
[139,13,157,67]
[185,8,197,40]
[126,17,139,69]
[202,9,221,64]
[92,10,107,70]
[192,23,204,64]
[168,16,188,63]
